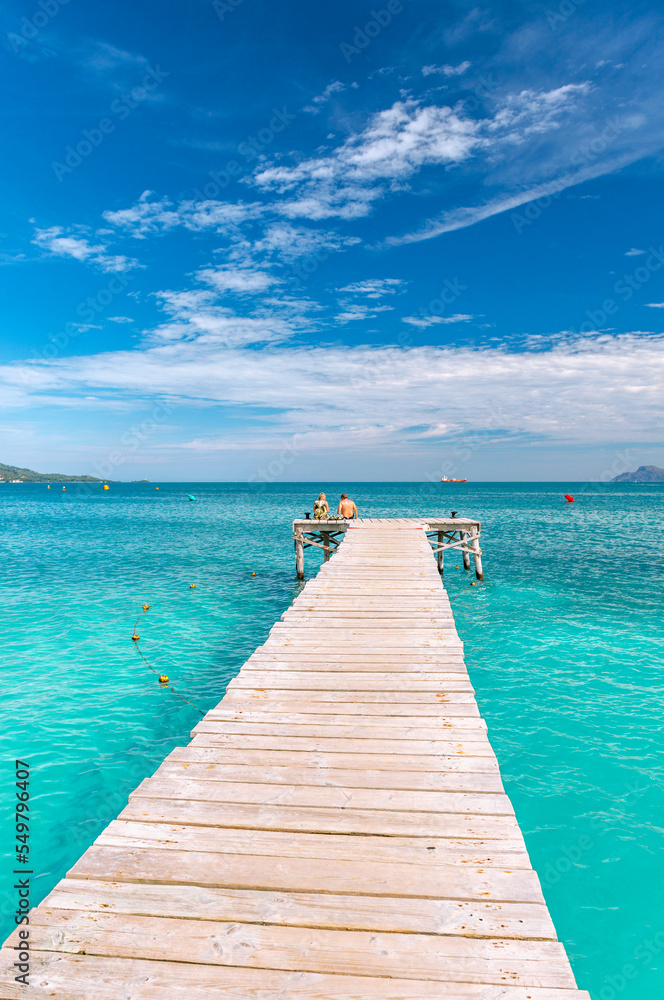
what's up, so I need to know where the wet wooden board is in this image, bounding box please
[0,519,589,999]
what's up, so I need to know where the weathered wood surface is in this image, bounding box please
[0,519,589,999]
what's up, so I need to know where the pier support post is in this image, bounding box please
[322,531,330,562]
[470,532,483,581]
[436,531,444,575]
[294,534,304,579]
[461,531,471,571]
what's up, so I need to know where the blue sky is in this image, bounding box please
[1,0,663,481]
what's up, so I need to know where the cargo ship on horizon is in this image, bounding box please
[440,474,467,482]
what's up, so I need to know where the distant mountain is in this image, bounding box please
[0,462,112,483]
[611,465,664,483]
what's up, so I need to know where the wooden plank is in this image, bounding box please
[130,777,514,815]
[168,745,502,772]
[6,911,575,986]
[153,759,504,792]
[192,720,488,739]
[210,699,482,715]
[43,878,557,937]
[121,796,523,838]
[192,721,489,741]
[226,669,473,701]
[66,845,541,902]
[96,820,528,866]
[190,733,497,755]
[0,952,591,1000]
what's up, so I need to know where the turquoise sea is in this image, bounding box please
[1,481,663,998]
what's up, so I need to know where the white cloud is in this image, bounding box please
[303,80,347,114]
[337,278,406,298]
[625,248,646,256]
[32,226,139,272]
[335,303,394,324]
[646,302,664,308]
[252,84,594,223]
[103,192,264,237]
[197,266,278,294]
[384,148,643,246]
[402,313,474,328]
[422,61,471,77]
[253,99,480,219]
[3,333,663,453]
[250,223,360,261]
[108,316,134,324]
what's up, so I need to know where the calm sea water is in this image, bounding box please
[1,481,663,998]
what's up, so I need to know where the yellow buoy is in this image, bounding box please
[156,487,159,490]
[131,634,140,641]
[103,484,109,490]
[251,572,257,577]
[189,584,196,589]
[142,604,150,611]
[159,675,169,684]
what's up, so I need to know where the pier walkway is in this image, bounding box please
[1,519,589,999]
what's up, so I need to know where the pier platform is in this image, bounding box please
[1,519,589,999]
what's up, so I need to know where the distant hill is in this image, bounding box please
[0,462,112,483]
[611,465,664,483]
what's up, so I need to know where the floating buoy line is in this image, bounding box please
[130,601,204,716]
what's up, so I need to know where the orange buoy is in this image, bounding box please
[142,604,149,611]
[158,675,169,684]
[565,494,575,503]
[189,584,196,589]
[131,634,140,641]
[251,572,257,577]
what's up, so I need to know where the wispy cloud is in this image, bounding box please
[303,80,355,114]
[252,84,592,223]
[422,61,471,77]
[402,313,474,328]
[335,303,394,324]
[337,278,406,298]
[32,226,140,272]
[3,332,663,453]
[625,248,646,256]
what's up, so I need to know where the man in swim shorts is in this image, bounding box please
[337,493,359,518]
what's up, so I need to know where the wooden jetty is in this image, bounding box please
[1,518,589,999]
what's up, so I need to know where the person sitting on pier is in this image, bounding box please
[337,493,359,519]
[313,493,329,519]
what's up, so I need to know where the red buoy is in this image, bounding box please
[565,494,575,502]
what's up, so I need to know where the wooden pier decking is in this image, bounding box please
[1,519,589,999]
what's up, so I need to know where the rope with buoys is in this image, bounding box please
[130,601,205,716]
